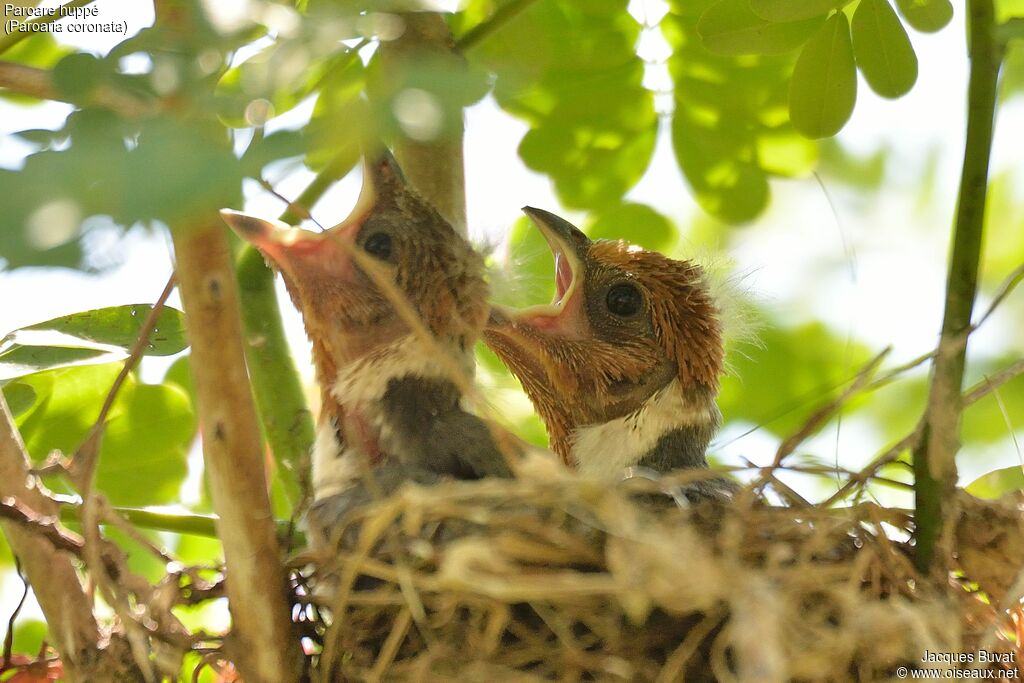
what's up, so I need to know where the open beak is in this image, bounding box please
[220,152,395,280]
[487,207,591,338]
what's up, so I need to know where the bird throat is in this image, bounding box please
[567,378,720,479]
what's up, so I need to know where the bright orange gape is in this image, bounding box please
[485,207,732,498]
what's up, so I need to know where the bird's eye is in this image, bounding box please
[606,283,642,317]
[363,232,393,261]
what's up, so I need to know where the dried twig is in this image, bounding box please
[750,348,890,493]
[0,497,84,556]
[69,273,177,489]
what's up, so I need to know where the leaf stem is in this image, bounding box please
[912,0,1002,573]
[56,504,303,544]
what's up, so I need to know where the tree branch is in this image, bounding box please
[172,218,302,683]
[912,0,1002,574]
[0,395,101,680]
[0,60,156,118]
[378,13,468,234]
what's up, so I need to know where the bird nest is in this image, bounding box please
[289,469,1024,681]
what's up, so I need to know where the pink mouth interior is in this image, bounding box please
[554,251,573,304]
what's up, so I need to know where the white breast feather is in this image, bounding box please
[569,379,712,479]
[311,421,360,499]
[312,335,473,499]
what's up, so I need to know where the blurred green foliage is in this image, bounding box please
[665,0,815,223]
[461,0,657,211]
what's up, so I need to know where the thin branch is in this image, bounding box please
[821,357,1024,507]
[997,17,1024,44]
[0,60,156,117]
[456,0,542,52]
[963,359,1024,406]
[913,0,1002,574]
[1,560,29,673]
[57,502,302,543]
[970,261,1024,332]
[378,13,468,233]
[173,216,302,682]
[750,348,890,492]
[0,496,84,556]
[69,273,177,489]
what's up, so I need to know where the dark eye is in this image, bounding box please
[606,283,642,317]
[363,232,392,261]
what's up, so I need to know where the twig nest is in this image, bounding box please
[955,490,1024,604]
[297,478,1021,681]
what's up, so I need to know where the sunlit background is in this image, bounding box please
[1,0,1023,657]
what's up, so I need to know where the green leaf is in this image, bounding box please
[749,0,852,22]
[1,382,36,417]
[966,466,1024,500]
[51,52,108,100]
[666,2,805,224]
[164,355,195,405]
[467,0,657,211]
[852,0,918,98]
[0,346,115,379]
[124,118,242,226]
[307,55,367,171]
[789,13,857,138]
[894,0,953,32]
[15,364,123,463]
[217,45,354,128]
[0,32,72,68]
[16,305,188,356]
[95,381,195,506]
[584,203,676,252]
[697,0,824,55]
[494,216,557,310]
[14,364,195,506]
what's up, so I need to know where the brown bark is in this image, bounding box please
[0,60,156,117]
[0,395,101,681]
[378,13,468,235]
[171,219,302,682]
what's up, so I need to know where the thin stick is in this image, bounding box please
[69,273,177,488]
[456,0,542,52]
[0,560,29,672]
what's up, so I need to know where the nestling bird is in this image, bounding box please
[485,207,734,501]
[221,150,512,543]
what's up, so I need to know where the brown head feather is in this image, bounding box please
[485,208,723,464]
